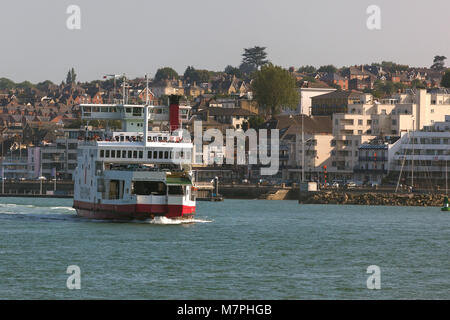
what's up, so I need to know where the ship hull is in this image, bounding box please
[73,200,195,221]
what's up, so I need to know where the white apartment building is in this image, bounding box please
[388,125,450,189]
[332,89,450,137]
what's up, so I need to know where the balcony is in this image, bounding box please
[358,156,387,161]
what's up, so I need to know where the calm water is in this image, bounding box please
[0,197,448,299]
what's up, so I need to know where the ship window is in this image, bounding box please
[180,151,184,158]
[100,150,104,158]
[105,150,110,157]
[128,150,132,158]
[117,150,121,158]
[154,151,158,159]
[122,150,126,158]
[170,151,173,159]
[159,151,163,159]
[164,151,168,159]
[132,181,166,196]
[111,150,115,158]
[133,151,138,158]
[168,185,184,195]
[148,151,152,159]
[139,151,143,159]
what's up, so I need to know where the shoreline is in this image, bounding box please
[0,189,446,207]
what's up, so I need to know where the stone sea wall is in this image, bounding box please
[299,191,446,207]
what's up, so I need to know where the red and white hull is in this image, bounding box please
[74,200,195,221]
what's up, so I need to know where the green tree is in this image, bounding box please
[36,80,55,92]
[183,66,212,84]
[239,62,257,77]
[154,67,179,82]
[441,70,450,88]
[252,64,299,118]
[242,46,269,70]
[297,65,316,74]
[411,79,426,89]
[66,68,76,85]
[317,65,337,73]
[247,115,265,129]
[224,65,242,78]
[0,78,16,90]
[431,55,447,71]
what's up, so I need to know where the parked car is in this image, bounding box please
[36,176,47,180]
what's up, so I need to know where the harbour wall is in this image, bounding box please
[0,181,446,207]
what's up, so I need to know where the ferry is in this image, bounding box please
[72,94,196,221]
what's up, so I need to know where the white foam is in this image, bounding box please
[148,216,212,225]
[49,206,76,211]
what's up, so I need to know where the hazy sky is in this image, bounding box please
[0,0,449,83]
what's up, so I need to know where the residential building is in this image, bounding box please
[283,87,336,115]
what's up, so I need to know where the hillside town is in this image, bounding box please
[1,49,450,192]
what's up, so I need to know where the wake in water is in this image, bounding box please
[147,216,212,225]
[0,202,210,225]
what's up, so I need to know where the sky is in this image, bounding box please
[0,0,449,83]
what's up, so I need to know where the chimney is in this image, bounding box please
[169,95,180,132]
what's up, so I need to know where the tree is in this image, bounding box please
[252,64,299,118]
[317,65,337,73]
[36,80,55,92]
[247,115,265,129]
[0,78,16,90]
[66,68,76,85]
[441,70,450,88]
[297,65,316,74]
[242,46,269,70]
[411,79,427,89]
[224,65,242,78]
[154,67,179,82]
[431,55,447,71]
[372,61,409,73]
[183,66,212,84]
[239,62,257,77]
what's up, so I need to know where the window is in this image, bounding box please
[105,150,110,157]
[148,151,152,159]
[122,150,126,158]
[159,151,163,159]
[111,150,115,158]
[153,151,158,159]
[133,151,138,158]
[164,151,169,159]
[139,151,143,159]
[100,150,104,157]
[128,151,132,158]
[358,119,363,125]
[168,185,184,195]
[132,181,166,195]
[117,150,121,158]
